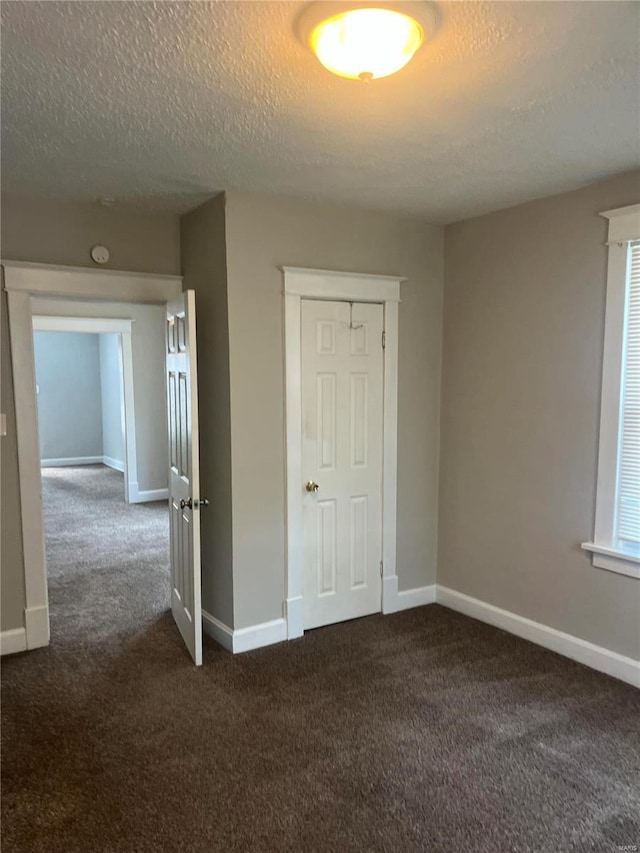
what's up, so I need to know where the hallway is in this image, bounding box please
[41,464,169,645]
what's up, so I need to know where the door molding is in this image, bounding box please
[3,261,182,651]
[282,266,404,639]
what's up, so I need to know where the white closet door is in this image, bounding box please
[301,299,384,630]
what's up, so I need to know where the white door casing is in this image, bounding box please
[166,291,203,665]
[3,261,182,653]
[283,267,403,640]
[302,300,384,629]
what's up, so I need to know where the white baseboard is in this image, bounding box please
[436,586,640,688]
[382,575,399,614]
[383,575,436,614]
[1,627,27,656]
[202,610,287,654]
[102,455,125,473]
[134,488,168,503]
[128,483,168,503]
[25,604,49,649]
[285,596,304,639]
[205,583,639,686]
[202,610,233,652]
[234,618,287,653]
[41,456,103,467]
[397,584,437,610]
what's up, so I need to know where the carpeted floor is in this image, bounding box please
[38,465,171,646]
[2,466,639,853]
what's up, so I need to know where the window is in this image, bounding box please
[583,204,640,579]
[617,241,640,554]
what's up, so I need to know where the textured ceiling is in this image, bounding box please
[1,1,639,223]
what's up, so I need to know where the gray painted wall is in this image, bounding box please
[1,288,26,631]
[99,334,125,468]
[1,192,180,274]
[34,332,103,462]
[223,192,444,630]
[1,194,179,635]
[180,195,234,628]
[4,178,638,664]
[440,170,640,661]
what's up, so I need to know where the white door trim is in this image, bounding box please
[3,260,181,303]
[3,261,182,651]
[282,266,403,639]
[32,315,133,334]
[32,314,138,504]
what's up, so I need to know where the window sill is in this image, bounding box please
[581,543,640,579]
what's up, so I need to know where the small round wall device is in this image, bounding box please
[90,245,110,265]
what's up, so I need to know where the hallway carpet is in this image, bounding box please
[38,465,171,646]
[2,467,639,852]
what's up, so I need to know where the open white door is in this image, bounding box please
[166,291,203,665]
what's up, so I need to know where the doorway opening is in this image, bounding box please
[3,262,186,660]
[31,307,171,648]
[40,464,170,647]
[33,316,137,499]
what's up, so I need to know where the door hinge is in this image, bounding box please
[380,560,383,577]
[382,330,386,349]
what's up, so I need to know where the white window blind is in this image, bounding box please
[617,240,640,548]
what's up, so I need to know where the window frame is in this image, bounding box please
[582,204,640,580]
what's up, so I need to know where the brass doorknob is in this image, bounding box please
[305,481,320,493]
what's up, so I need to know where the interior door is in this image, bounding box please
[301,299,384,630]
[166,291,202,665]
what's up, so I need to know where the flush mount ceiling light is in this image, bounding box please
[295,1,438,81]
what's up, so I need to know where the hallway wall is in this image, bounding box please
[180,194,234,628]
[1,288,26,632]
[34,331,103,463]
[1,194,179,635]
[99,334,125,470]
[1,193,180,274]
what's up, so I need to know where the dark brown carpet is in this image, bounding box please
[2,466,639,853]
